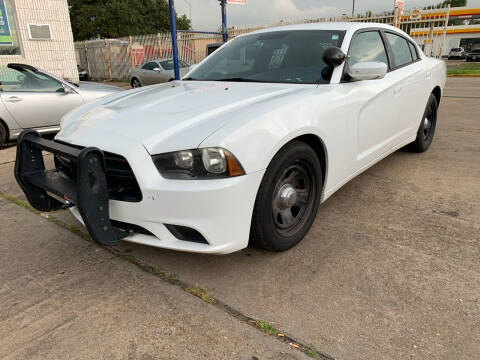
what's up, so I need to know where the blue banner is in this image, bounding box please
[0,0,13,45]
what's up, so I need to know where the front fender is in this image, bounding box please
[199,89,350,195]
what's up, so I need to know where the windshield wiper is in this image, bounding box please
[216,77,263,82]
[183,77,199,81]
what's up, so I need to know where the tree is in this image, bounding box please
[69,0,191,41]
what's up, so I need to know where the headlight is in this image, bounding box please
[152,147,245,179]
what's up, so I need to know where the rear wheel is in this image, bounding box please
[0,122,7,148]
[408,94,438,153]
[131,78,141,88]
[250,141,322,251]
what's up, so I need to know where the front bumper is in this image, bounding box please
[15,130,264,254]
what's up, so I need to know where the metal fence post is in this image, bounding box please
[105,38,112,81]
[84,40,91,78]
[128,36,134,71]
[220,0,228,42]
[439,4,450,58]
[168,0,180,80]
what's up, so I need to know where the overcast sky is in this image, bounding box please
[174,0,480,31]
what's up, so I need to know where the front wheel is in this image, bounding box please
[131,78,141,88]
[250,141,322,251]
[408,94,438,153]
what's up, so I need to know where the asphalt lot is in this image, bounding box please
[1,77,479,359]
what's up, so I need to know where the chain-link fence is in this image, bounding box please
[75,6,450,81]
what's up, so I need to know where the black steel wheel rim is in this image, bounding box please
[272,162,315,236]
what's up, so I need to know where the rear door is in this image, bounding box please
[384,31,426,141]
[0,68,83,129]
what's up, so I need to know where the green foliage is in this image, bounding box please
[424,0,467,10]
[68,0,191,41]
[256,320,278,335]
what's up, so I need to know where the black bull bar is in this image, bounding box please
[14,130,128,245]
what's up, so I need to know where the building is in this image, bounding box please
[0,0,77,81]
[405,7,480,57]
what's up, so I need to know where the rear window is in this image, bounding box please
[408,42,418,60]
[386,33,413,67]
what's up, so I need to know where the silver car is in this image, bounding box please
[448,47,465,60]
[129,59,190,88]
[0,63,123,146]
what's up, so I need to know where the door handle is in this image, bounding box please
[394,86,403,95]
[5,96,23,103]
[426,71,432,79]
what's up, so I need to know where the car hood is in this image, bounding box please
[58,81,308,155]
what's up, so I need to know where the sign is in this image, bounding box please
[410,9,422,20]
[226,0,246,5]
[0,0,12,45]
[395,0,405,9]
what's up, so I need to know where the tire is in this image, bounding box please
[408,94,438,153]
[250,141,322,251]
[131,78,141,88]
[0,122,7,148]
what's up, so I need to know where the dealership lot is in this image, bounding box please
[1,77,479,359]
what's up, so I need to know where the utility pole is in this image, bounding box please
[168,0,180,80]
[352,0,355,17]
[220,0,228,42]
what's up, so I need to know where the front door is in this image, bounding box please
[343,30,399,169]
[0,68,83,129]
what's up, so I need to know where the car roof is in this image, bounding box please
[241,22,403,36]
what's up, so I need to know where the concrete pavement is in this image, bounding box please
[0,77,479,359]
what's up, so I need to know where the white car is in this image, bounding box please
[15,23,446,254]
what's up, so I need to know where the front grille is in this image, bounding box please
[54,142,142,202]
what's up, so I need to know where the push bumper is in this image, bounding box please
[15,130,265,254]
[14,130,128,246]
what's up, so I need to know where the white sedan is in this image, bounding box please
[15,23,445,254]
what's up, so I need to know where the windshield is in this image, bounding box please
[186,30,345,84]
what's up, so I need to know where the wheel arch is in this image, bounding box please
[0,117,10,144]
[432,86,441,106]
[272,133,328,192]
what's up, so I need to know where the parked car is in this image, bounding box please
[77,65,88,81]
[448,47,465,60]
[14,23,445,254]
[129,59,190,88]
[0,63,123,146]
[465,51,480,62]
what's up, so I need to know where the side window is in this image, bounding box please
[0,68,63,92]
[160,60,174,70]
[142,62,157,70]
[347,31,389,68]
[386,33,413,68]
[408,42,419,61]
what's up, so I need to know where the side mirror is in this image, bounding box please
[323,47,346,68]
[153,67,161,72]
[62,84,75,94]
[349,61,387,81]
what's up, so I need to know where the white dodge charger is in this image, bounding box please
[15,23,446,254]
